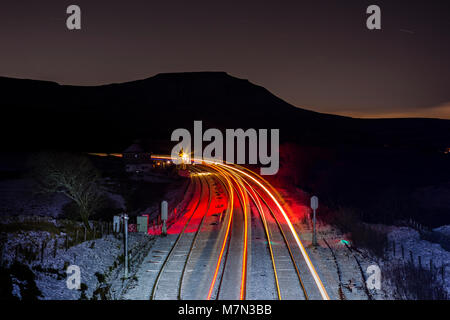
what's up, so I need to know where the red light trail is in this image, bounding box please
[150,154,330,300]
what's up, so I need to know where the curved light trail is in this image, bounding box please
[206,165,234,300]
[241,178,282,300]
[151,154,330,300]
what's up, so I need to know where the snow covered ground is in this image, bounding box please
[281,190,390,299]
[1,178,448,300]
[278,187,447,300]
[384,225,450,296]
[1,226,153,300]
[435,225,450,237]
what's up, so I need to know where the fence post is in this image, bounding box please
[40,239,45,264]
[53,239,57,258]
[84,226,87,242]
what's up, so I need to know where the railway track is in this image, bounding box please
[150,171,212,300]
[320,237,372,300]
[202,166,234,300]
[209,166,249,300]
[178,171,215,299]
[323,238,347,300]
[244,181,309,300]
[144,162,330,300]
[344,243,373,300]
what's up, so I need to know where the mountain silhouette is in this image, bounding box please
[1,72,449,152]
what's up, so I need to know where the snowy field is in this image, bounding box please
[0,225,153,300]
[384,225,450,296]
[280,187,450,300]
[0,177,448,300]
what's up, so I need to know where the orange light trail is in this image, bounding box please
[241,179,282,300]
[206,165,234,300]
[222,167,248,300]
[88,152,123,158]
[151,155,330,300]
[214,163,330,300]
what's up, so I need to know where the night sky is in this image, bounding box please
[0,0,449,118]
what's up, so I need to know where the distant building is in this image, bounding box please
[122,142,153,174]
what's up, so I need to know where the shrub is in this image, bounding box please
[95,272,105,283]
[79,282,88,300]
[0,266,17,300]
[9,262,42,300]
[92,284,110,300]
[385,262,448,300]
[351,224,387,258]
[331,207,388,258]
[32,265,65,280]
[79,283,88,291]
[0,220,60,234]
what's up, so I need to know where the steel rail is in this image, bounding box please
[150,170,210,299]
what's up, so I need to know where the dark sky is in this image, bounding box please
[0,0,449,118]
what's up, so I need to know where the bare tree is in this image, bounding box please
[31,152,103,229]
